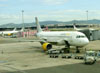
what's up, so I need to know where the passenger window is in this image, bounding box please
[76,35,85,38]
[76,36,80,38]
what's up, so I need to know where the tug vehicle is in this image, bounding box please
[84,51,97,64]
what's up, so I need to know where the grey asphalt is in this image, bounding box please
[7,61,100,73]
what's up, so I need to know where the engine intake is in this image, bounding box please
[42,43,52,51]
[8,33,12,36]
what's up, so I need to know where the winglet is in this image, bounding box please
[35,17,42,32]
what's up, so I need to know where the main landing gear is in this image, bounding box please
[62,44,70,53]
[62,45,80,53]
[62,46,80,53]
[62,41,70,53]
[62,46,70,53]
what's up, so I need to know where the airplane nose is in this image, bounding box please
[79,38,89,46]
[85,39,89,44]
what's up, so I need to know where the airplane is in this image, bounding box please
[73,23,82,31]
[73,23,95,31]
[35,17,89,53]
[0,28,24,36]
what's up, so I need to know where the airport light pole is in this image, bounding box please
[22,10,25,37]
[22,10,24,29]
[86,10,88,21]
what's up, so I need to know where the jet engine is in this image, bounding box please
[8,33,12,36]
[42,43,52,51]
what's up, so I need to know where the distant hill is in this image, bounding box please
[0,19,100,28]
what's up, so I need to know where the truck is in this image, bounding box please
[84,51,97,64]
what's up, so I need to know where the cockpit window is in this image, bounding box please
[76,35,85,38]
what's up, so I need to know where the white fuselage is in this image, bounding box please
[0,31,19,36]
[1,31,19,34]
[36,31,89,47]
[0,29,23,36]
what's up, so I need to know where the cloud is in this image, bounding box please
[27,10,100,21]
[0,14,35,25]
[0,0,8,7]
[43,0,68,5]
[0,14,22,25]
[0,10,100,25]
[0,4,8,7]
[0,0,8,1]
[0,14,19,19]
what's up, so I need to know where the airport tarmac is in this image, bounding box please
[0,37,100,73]
[14,61,100,73]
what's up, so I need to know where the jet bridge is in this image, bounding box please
[79,29,100,41]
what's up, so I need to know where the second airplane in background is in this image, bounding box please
[0,28,24,36]
[73,23,95,31]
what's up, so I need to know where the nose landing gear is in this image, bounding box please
[76,46,80,53]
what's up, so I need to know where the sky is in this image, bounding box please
[0,0,100,25]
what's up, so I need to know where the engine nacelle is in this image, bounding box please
[42,43,52,51]
[8,33,12,36]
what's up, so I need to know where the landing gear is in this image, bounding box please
[76,47,80,53]
[63,41,70,53]
[62,43,70,53]
[62,47,70,53]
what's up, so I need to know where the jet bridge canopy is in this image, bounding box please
[79,29,100,41]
